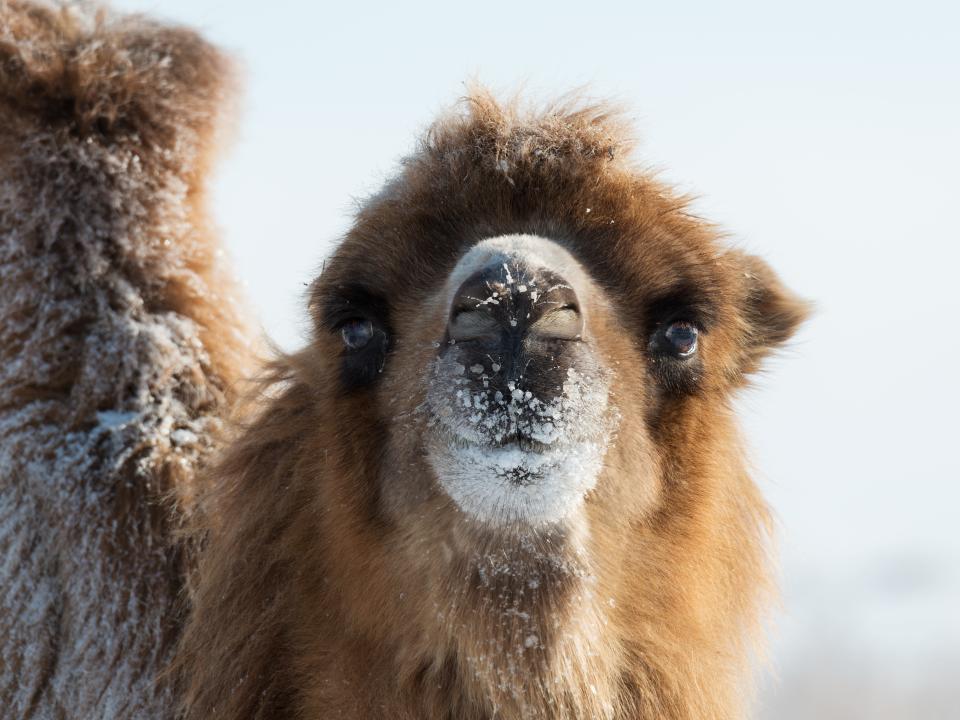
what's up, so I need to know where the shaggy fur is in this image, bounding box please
[0,1,253,717]
[175,92,809,718]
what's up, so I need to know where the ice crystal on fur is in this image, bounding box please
[426,350,617,524]
[422,234,621,525]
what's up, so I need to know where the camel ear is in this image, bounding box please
[728,250,811,378]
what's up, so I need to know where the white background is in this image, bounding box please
[113,1,960,716]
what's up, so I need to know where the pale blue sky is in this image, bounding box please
[112,0,960,713]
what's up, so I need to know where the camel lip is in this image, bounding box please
[490,436,554,453]
[435,430,560,456]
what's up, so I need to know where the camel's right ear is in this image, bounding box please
[727,250,811,379]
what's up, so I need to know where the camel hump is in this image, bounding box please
[0,2,251,717]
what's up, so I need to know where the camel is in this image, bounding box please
[0,2,808,718]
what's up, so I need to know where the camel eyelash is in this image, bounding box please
[645,286,715,335]
[320,285,390,333]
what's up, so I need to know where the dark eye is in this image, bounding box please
[340,319,374,350]
[664,320,698,357]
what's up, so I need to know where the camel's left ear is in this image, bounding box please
[727,250,811,379]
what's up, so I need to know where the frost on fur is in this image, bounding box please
[0,1,252,717]
[424,234,620,525]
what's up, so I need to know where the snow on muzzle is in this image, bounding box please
[423,234,619,526]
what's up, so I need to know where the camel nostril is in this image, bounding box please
[528,305,582,341]
[447,261,584,345]
[448,308,501,342]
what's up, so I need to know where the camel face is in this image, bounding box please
[422,234,619,526]
[315,217,736,539]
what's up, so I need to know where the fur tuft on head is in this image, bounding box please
[424,84,635,175]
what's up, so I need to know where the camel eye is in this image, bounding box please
[341,319,374,350]
[664,321,698,357]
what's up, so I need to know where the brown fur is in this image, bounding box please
[0,1,254,716]
[176,90,808,720]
